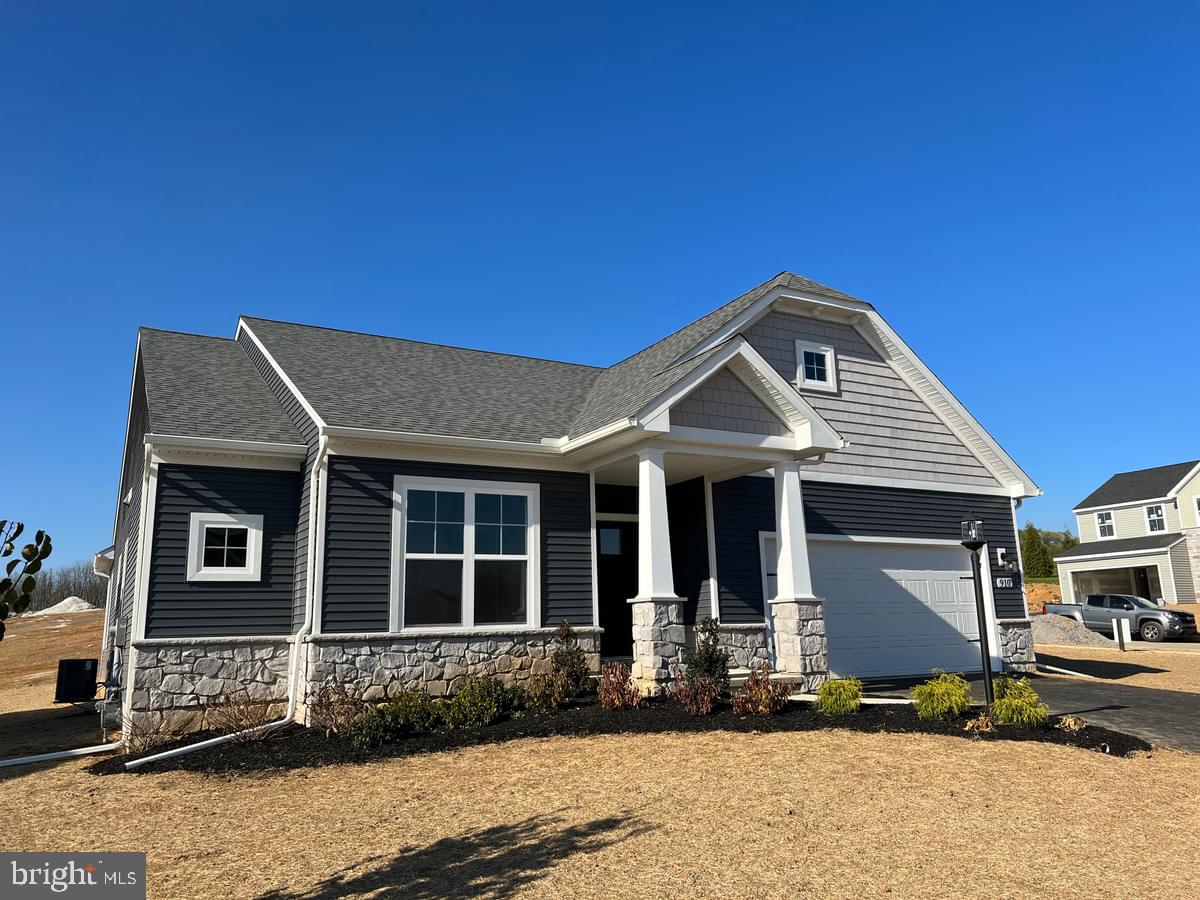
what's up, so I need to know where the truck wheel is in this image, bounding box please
[1140,621,1164,642]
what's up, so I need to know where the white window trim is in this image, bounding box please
[390,475,540,632]
[1195,496,1200,530]
[794,339,838,393]
[1095,510,1116,540]
[1145,504,1166,535]
[186,512,264,582]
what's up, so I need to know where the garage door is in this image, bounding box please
[808,540,981,679]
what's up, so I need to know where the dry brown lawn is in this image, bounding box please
[1038,642,1200,694]
[0,609,106,757]
[3,730,1199,899]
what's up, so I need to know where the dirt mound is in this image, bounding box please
[1025,582,1061,614]
[31,596,95,615]
[1031,614,1114,648]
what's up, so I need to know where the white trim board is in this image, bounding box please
[235,320,328,431]
[1054,540,1184,564]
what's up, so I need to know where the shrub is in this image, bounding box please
[204,689,281,743]
[991,675,1049,728]
[443,676,522,729]
[524,670,571,711]
[348,705,393,749]
[815,677,862,717]
[682,617,730,693]
[911,671,973,721]
[347,689,448,749]
[307,680,367,737]
[598,662,642,710]
[964,711,995,733]
[551,621,592,696]
[731,663,792,716]
[672,672,720,716]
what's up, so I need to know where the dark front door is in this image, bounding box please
[1133,567,1152,600]
[597,521,637,657]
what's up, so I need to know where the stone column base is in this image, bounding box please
[629,596,686,695]
[997,619,1037,673]
[770,597,828,692]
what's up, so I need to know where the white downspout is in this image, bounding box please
[125,434,329,771]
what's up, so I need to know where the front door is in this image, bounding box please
[596,521,637,657]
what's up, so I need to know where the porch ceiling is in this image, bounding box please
[593,449,768,486]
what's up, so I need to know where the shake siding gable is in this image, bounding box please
[743,312,999,488]
[670,367,790,436]
[321,457,593,633]
[145,465,300,637]
[237,330,321,629]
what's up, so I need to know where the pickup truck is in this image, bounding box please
[1044,594,1197,642]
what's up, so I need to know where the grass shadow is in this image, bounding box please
[1036,654,1169,680]
[255,808,655,899]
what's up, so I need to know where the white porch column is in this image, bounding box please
[769,461,828,689]
[629,447,686,694]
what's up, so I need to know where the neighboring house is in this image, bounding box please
[1055,461,1200,605]
[92,272,1041,733]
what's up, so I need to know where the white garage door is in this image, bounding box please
[808,540,982,679]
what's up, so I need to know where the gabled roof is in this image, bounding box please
[239,317,601,443]
[1054,533,1184,561]
[138,329,303,445]
[1074,460,1200,510]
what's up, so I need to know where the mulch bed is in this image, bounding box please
[92,697,1151,776]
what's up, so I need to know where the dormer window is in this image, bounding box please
[1146,504,1166,533]
[1096,510,1115,539]
[795,340,838,393]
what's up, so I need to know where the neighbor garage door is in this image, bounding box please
[808,540,981,679]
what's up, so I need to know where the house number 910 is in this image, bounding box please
[995,576,1014,589]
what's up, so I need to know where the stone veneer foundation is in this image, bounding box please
[128,638,293,733]
[997,619,1037,673]
[305,628,602,708]
[769,599,829,692]
[716,623,772,670]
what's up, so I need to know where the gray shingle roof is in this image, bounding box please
[1054,533,1184,560]
[1074,461,1200,510]
[138,329,304,445]
[240,318,602,443]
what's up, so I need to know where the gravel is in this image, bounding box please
[1031,614,1115,648]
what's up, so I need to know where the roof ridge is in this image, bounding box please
[1108,459,1200,477]
[240,315,605,371]
[140,326,235,342]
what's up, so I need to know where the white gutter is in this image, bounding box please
[125,434,330,771]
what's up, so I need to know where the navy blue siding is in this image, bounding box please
[145,464,301,637]
[237,330,320,629]
[712,477,1026,621]
[667,478,711,625]
[322,457,593,633]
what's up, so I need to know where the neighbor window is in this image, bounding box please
[794,340,838,392]
[394,478,538,629]
[186,512,264,582]
[1146,504,1166,533]
[1096,511,1115,539]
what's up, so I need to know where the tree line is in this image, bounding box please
[1020,522,1078,578]
[25,559,108,612]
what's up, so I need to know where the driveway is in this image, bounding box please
[866,666,1200,753]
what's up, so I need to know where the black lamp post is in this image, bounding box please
[960,513,995,706]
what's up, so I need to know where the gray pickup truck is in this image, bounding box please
[1044,594,1197,642]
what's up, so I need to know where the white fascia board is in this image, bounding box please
[793,467,1016,497]
[109,333,143,544]
[323,424,563,455]
[634,336,844,453]
[1053,539,1184,564]
[146,433,308,457]
[1167,462,1200,499]
[235,319,328,431]
[1074,497,1171,514]
[669,286,1039,498]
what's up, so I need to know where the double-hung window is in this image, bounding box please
[794,340,838,393]
[1096,510,1115,539]
[1146,504,1166,533]
[393,478,539,630]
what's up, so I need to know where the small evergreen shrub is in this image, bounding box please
[383,689,444,733]
[443,676,522,728]
[991,675,1049,728]
[348,705,393,749]
[682,617,730,693]
[815,677,862,717]
[551,621,592,696]
[523,670,571,711]
[731,663,792,716]
[598,662,642,710]
[911,671,973,721]
[672,673,720,716]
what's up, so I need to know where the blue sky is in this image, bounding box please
[3,2,1198,565]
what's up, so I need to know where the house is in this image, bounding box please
[92,272,1041,734]
[1054,461,1200,605]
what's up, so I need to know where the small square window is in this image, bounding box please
[795,340,838,392]
[187,513,264,582]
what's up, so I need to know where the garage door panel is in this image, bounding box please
[810,541,981,679]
